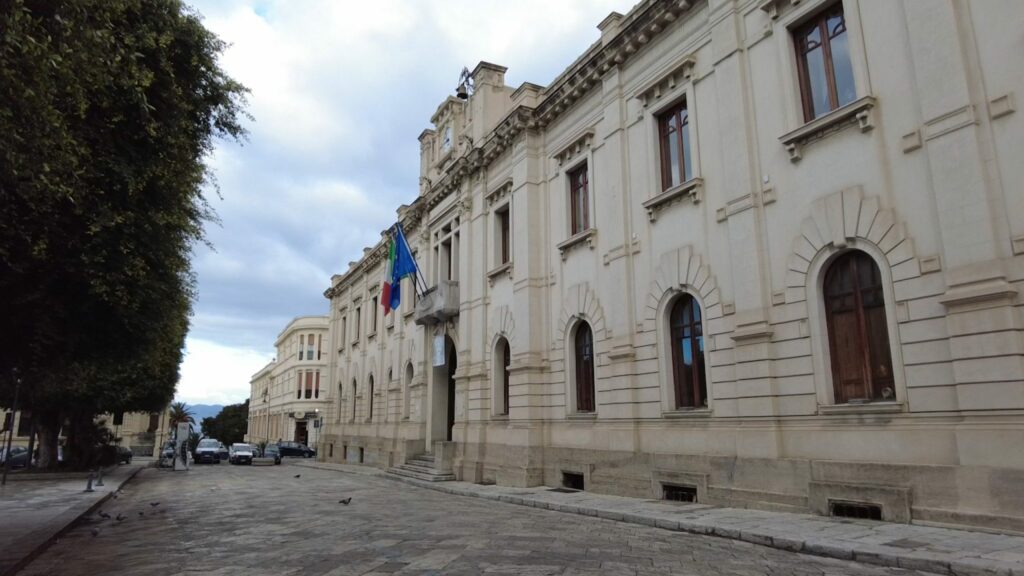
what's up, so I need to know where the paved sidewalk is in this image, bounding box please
[0,464,144,576]
[296,460,1024,576]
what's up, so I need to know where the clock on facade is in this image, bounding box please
[441,125,452,152]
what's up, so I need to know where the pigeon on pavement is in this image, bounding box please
[338,498,352,505]
[294,474,301,478]
[98,511,111,520]
[115,513,126,522]
[90,528,100,537]
[149,502,160,507]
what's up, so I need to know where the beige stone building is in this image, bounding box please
[246,316,330,447]
[2,408,171,458]
[321,0,1024,532]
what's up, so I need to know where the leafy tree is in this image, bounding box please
[200,400,249,445]
[0,0,248,468]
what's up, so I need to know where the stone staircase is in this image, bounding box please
[387,453,455,482]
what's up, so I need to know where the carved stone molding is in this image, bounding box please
[556,228,597,260]
[554,130,595,166]
[642,177,703,221]
[635,53,696,108]
[780,96,876,162]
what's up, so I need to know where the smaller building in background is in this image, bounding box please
[1,407,171,458]
[246,315,330,449]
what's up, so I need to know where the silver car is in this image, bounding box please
[228,443,254,465]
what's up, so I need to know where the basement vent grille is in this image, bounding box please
[561,472,585,491]
[662,484,698,503]
[830,501,882,520]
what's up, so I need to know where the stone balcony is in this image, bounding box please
[414,280,460,326]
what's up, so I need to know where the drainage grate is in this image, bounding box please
[562,472,585,491]
[662,484,698,503]
[830,501,883,520]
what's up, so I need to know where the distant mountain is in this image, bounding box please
[189,404,224,423]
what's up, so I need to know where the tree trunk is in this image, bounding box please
[33,410,61,469]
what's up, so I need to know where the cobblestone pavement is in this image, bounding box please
[19,462,937,576]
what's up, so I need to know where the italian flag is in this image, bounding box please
[381,237,396,315]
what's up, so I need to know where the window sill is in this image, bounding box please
[642,178,703,222]
[486,261,513,286]
[557,228,597,260]
[663,408,712,419]
[491,413,509,421]
[567,411,597,421]
[818,401,904,416]
[779,95,876,162]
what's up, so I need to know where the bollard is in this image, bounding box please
[84,471,95,493]
[96,468,104,487]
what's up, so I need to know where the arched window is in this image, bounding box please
[574,322,595,413]
[404,363,414,419]
[824,251,894,403]
[368,375,375,421]
[350,380,357,421]
[670,294,707,408]
[495,338,511,415]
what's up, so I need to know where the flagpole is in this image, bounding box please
[397,222,430,295]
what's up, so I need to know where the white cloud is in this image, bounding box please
[181,0,637,405]
[177,338,272,405]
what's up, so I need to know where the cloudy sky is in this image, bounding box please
[176,0,635,406]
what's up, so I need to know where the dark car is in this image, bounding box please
[277,441,315,458]
[116,445,133,464]
[262,444,282,465]
[194,438,221,464]
[0,446,29,469]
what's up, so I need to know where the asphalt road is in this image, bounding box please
[18,461,936,576]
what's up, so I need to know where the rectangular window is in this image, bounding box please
[370,297,378,333]
[354,307,361,343]
[296,372,302,399]
[298,334,304,360]
[496,204,511,264]
[568,163,589,235]
[307,333,314,359]
[314,371,320,399]
[340,316,347,349]
[794,4,855,122]
[305,371,313,399]
[658,100,692,191]
[17,411,31,437]
[317,334,322,360]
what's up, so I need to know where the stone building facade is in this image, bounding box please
[321,0,1024,532]
[2,408,171,458]
[246,315,330,447]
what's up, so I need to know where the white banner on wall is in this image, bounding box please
[433,334,445,367]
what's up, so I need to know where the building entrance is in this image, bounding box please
[446,342,456,441]
[295,421,308,446]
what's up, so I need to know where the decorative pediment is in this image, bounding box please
[554,130,595,166]
[485,178,513,207]
[635,53,696,108]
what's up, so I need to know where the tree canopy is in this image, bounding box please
[0,0,248,466]
[200,400,248,446]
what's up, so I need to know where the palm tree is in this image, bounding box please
[168,402,195,431]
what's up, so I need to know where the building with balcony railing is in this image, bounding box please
[320,0,1024,532]
[246,315,330,447]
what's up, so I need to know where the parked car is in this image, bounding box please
[194,438,221,464]
[277,441,315,458]
[228,443,254,465]
[116,445,133,464]
[217,442,229,461]
[262,444,282,465]
[0,446,28,469]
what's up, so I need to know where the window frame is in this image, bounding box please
[568,321,596,415]
[492,337,511,417]
[793,3,855,122]
[496,203,511,265]
[657,98,693,192]
[567,161,590,236]
[669,294,708,409]
[806,242,907,411]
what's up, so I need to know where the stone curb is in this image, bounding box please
[328,465,1019,576]
[0,465,144,576]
